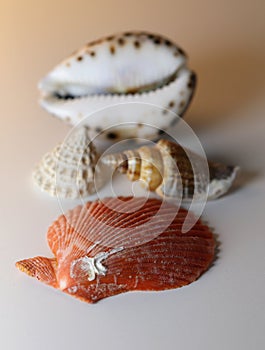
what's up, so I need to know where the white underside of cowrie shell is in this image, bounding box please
[39,32,196,141]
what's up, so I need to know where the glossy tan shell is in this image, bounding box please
[102,139,239,201]
[16,197,215,303]
[33,126,104,199]
[39,31,196,141]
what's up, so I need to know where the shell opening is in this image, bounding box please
[40,69,184,101]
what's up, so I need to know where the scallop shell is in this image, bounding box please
[102,139,239,201]
[33,126,104,198]
[16,197,215,303]
[39,31,196,141]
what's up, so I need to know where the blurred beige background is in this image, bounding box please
[1,0,265,132]
[1,2,265,350]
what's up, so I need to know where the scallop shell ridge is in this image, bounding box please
[16,197,215,303]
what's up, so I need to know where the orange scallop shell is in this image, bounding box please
[16,197,215,303]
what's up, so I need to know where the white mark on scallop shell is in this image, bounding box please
[70,247,123,282]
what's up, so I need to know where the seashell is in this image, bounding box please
[16,197,215,303]
[33,126,104,198]
[39,31,196,141]
[102,139,239,201]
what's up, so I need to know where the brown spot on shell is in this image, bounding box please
[66,62,71,67]
[110,45,115,55]
[157,129,165,135]
[153,38,161,45]
[106,132,118,139]
[187,72,196,89]
[118,158,129,173]
[178,72,196,117]
[77,56,83,61]
[178,47,186,56]
[137,123,143,128]
[125,87,142,94]
[90,51,96,57]
[165,39,172,47]
[169,101,175,108]
[118,38,125,46]
[124,32,133,37]
[134,41,141,49]
[106,35,115,41]
[87,38,105,46]
[87,39,103,46]
[179,100,186,109]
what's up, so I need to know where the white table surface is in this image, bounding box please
[1,1,265,349]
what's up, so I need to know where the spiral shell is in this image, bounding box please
[39,31,196,141]
[16,197,215,303]
[33,126,104,199]
[102,139,239,201]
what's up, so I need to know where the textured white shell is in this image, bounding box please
[39,32,196,141]
[33,126,104,198]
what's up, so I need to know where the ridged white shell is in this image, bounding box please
[33,126,104,198]
[39,31,196,141]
